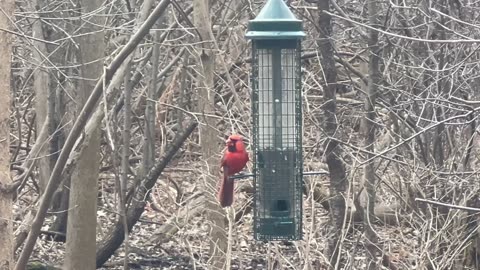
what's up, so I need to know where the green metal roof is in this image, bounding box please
[246,0,305,40]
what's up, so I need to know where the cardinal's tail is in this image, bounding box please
[218,170,234,207]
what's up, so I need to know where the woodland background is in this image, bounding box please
[1,0,480,269]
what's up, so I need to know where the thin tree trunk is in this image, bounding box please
[143,18,162,218]
[317,1,348,268]
[63,0,105,268]
[120,61,133,270]
[143,27,160,174]
[362,0,381,268]
[0,0,14,268]
[193,0,227,268]
[30,0,51,194]
[43,0,72,237]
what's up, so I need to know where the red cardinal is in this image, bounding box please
[218,134,249,207]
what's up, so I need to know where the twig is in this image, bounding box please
[450,96,480,108]
[415,198,480,213]
[0,27,59,45]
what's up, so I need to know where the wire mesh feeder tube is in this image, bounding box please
[246,0,305,241]
[250,40,303,241]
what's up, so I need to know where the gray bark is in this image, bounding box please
[30,0,51,194]
[0,0,14,268]
[362,0,381,268]
[119,56,133,270]
[193,0,228,268]
[143,20,163,173]
[63,0,105,268]
[317,1,348,268]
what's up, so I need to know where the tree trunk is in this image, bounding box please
[193,0,227,269]
[30,0,51,194]
[0,0,14,268]
[317,1,348,268]
[361,0,381,268]
[37,0,72,236]
[63,0,105,268]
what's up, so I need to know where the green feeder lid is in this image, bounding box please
[246,0,305,40]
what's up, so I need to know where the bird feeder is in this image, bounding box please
[246,0,305,241]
